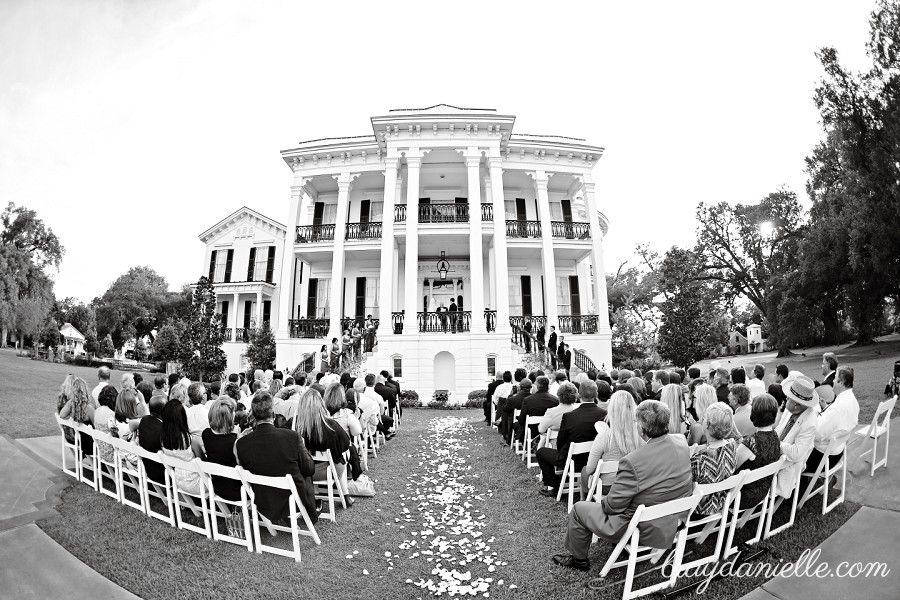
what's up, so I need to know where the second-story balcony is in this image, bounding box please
[506,220,542,238]
[551,221,591,239]
[345,222,382,241]
[296,224,335,243]
[419,203,468,224]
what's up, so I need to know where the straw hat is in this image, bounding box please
[782,375,817,408]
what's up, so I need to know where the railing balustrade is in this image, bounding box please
[394,205,407,223]
[288,318,329,339]
[558,314,599,335]
[508,315,547,332]
[418,203,469,223]
[339,317,380,332]
[505,220,542,238]
[295,224,336,243]
[391,311,404,334]
[481,203,493,221]
[484,309,497,332]
[550,221,591,239]
[345,222,383,241]
[572,347,597,373]
[235,327,250,343]
[417,311,471,333]
[222,328,232,341]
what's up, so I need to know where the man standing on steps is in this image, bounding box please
[537,323,546,357]
[548,326,558,369]
[523,320,533,353]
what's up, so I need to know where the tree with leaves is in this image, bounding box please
[151,322,184,363]
[179,277,226,382]
[100,334,115,358]
[606,255,660,365]
[246,322,276,372]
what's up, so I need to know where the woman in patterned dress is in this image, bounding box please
[690,403,755,516]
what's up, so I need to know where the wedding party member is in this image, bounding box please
[580,390,642,499]
[160,401,205,496]
[552,400,693,571]
[202,400,241,501]
[735,394,782,509]
[236,391,318,523]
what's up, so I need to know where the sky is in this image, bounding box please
[0,0,876,303]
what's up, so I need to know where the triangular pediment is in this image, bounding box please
[199,207,286,244]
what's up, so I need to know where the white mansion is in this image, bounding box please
[199,105,612,398]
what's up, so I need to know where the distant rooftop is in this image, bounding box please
[296,134,376,145]
[513,133,587,142]
[387,104,497,113]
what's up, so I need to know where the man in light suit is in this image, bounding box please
[774,375,819,498]
[553,400,693,571]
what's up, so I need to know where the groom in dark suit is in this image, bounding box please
[536,380,606,495]
[548,326,558,368]
[236,391,318,523]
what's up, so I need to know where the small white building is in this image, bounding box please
[746,324,768,353]
[59,323,85,355]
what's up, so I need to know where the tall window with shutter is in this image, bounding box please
[247,247,256,281]
[365,277,379,318]
[214,251,228,282]
[509,278,522,315]
[557,276,571,316]
[265,246,275,283]
[224,249,234,283]
[262,301,271,325]
[208,251,217,280]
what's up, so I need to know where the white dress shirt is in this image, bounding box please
[365,387,387,413]
[747,378,766,399]
[92,382,108,403]
[494,382,514,404]
[186,403,210,436]
[814,388,859,454]
[356,394,381,433]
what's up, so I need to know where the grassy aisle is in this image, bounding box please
[37,409,859,599]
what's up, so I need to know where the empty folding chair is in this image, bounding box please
[159,452,212,538]
[311,450,347,522]
[107,435,146,514]
[200,461,253,551]
[74,423,99,492]
[237,470,321,562]
[130,445,175,526]
[799,429,853,514]
[583,460,619,503]
[597,490,704,600]
[91,428,122,502]
[682,472,747,572]
[854,396,896,476]
[556,441,595,512]
[523,415,543,468]
[724,456,785,557]
[54,414,80,480]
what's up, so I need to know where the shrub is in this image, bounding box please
[399,390,420,408]
[467,389,487,401]
[432,390,449,407]
[463,395,483,409]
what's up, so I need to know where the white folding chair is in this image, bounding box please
[107,435,146,514]
[237,470,321,562]
[511,409,523,455]
[491,398,497,429]
[311,450,347,522]
[354,433,368,472]
[682,472,747,572]
[91,429,122,502]
[74,423,99,491]
[130,445,176,526]
[799,429,852,514]
[555,441,595,512]
[159,452,212,538]
[540,429,560,450]
[724,456,785,557]
[523,416,542,468]
[598,490,704,600]
[54,414,80,480]
[765,456,806,538]
[854,396,896,476]
[200,461,253,551]
[583,460,619,503]
[364,425,378,459]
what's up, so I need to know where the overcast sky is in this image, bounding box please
[0,0,875,303]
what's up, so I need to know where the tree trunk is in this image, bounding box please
[820,301,842,345]
[1,326,6,347]
[776,348,795,358]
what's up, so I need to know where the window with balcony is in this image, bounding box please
[365,277,380,318]
[557,276,571,316]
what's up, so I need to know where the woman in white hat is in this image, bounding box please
[773,375,819,497]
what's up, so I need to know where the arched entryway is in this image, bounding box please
[433,351,456,392]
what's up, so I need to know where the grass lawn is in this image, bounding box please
[692,333,900,424]
[37,409,859,600]
[0,348,157,439]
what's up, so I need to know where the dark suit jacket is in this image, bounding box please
[817,372,835,388]
[486,379,502,408]
[597,434,693,549]
[716,384,730,404]
[236,423,317,522]
[138,415,164,483]
[388,378,401,398]
[517,391,559,441]
[548,332,558,352]
[555,402,607,469]
[503,389,530,415]
[375,383,397,408]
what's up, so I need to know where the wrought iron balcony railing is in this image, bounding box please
[505,220,542,238]
[419,203,469,224]
[417,311,471,333]
[550,221,591,239]
[558,314,599,335]
[288,318,329,339]
[481,203,493,221]
[295,224,335,243]
[345,222,382,241]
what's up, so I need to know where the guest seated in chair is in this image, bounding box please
[735,394,782,509]
[580,390,643,500]
[774,376,819,498]
[160,401,206,496]
[552,400,693,571]
[201,399,241,501]
[802,366,858,495]
[293,388,351,495]
[515,376,559,445]
[502,378,532,445]
[689,403,749,517]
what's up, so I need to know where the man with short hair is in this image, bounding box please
[485,372,504,424]
[151,374,168,402]
[818,352,838,387]
[375,372,398,421]
[558,337,572,372]
[548,326,558,368]
[713,368,731,404]
[138,395,166,484]
[730,366,746,385]
[92,366,111,402]
[548,371,567,397]
[494,371,515,421]
[768,364,789,407]
[502,379,532,444]
[552,400,693,571]
[236,391,318,523]
[774,376,819,497]
[650,370,669,400]
[806,366,859,476]
[747,364,766,399]
[362,374,394,438]
[168,372,180,392]
[686,367,701,388]
[516,376,559,444]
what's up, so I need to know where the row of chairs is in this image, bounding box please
[55,414,351,562]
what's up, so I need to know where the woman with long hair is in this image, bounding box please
[160,401,205,495]
[201,399,241,501]
[581,390,643,498]
[660,383,687,435]
[324,383,362,438]
[687,383,718,445]
[319,344,329,374]
[58,376,96,457]
[169,383,189,406]
[293,388,351,489]
[114,387,142,467]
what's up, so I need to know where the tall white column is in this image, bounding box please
[276,187,302,340]
[256,291,263,327]
[232,293,239,342]
[403,153,421,336]
[488,157,511,334]
[377,159,399,338]
[575,258,592,316]
[582,180,610,331]
[534,170,559,329]
[328,172,352,340]
[466,152,486,333]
